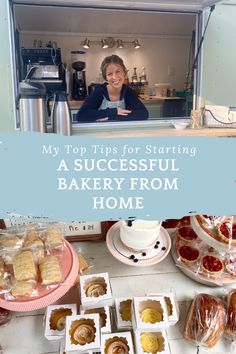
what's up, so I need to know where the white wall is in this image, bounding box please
[20,32,191,97]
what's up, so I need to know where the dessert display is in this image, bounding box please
[172,215,236,286]
[119,219,162,251]
[104,336,130,354]
[106,221,171,267]
[0,223,79,312]
[49,307,73,331]
[225,289,236,339]
[191,215,236,252]
[69,318,96,345]
[184,293,226,348]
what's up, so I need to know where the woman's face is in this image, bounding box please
[105,63,125,89]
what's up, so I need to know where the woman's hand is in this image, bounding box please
[117,107,132,116]
[96,117,109,122]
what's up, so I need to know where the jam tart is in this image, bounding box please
[178,245,200,264]
[201,255,224,275]
[217,220,236,245]
[177,226,198,243]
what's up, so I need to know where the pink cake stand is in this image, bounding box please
[0,241,79,312]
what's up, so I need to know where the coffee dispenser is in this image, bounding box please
[71,51,87,100]
[18,80,47,133]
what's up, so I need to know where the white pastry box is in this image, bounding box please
[80,272,113,309]
[44,303,77,341]
[65,314,100,353]
[132,296,169,330]
[59,338,101,354]
[147,292,179,325]
[80,306,111,333]
[115,297,133,330]
[101,331,134,354]
[134,330,170,354]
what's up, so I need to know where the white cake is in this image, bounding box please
[119,220,162,250]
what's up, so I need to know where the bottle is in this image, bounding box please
[51,92,72,136]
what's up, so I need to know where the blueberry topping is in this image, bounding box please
[130,255,135,259]
[156,241,160,245]
[162,247,166,251]
[134,258,138,263]
[154,245,159,249]
[142,252,147,257]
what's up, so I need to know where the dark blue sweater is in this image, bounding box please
[77,83,149,122]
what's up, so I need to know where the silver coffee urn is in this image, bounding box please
[18,81,47,133]
[51,92,71,136]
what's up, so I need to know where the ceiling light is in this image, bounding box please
[133,40,141,49]
[102,39,109,49]
[117,39,124,49]
[82,38,90,49]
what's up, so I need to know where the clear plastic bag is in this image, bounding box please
[225,289,236,340]
[184,293,226,348]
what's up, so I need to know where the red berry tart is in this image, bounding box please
[179,216,191,226]
[178,245,200,264]
[177,226,198,243]
[217,221,236,245]
[201,255,224,275]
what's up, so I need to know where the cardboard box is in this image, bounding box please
[147,292,179,325]
[132,296,169,330]
[115,297,133,330]
[134,330,170,354]
[65,314,100,352]
[80,306,111,333]
[59,337,101,354]
[44,304,77,341]
[80,272,113,309]
[101,332,134,354]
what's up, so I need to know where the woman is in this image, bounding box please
[77,55,149,122]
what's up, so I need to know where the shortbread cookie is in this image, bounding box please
[39,256,61,285]
[13,251,37,281]
[11,281,34,297]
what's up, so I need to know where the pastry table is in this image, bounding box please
[0,239,234,354]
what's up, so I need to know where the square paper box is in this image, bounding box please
[133,296,169,331]
[115,297,133,330]
[101,331,134,354]
[134,330,170,354]
[45,303,77,340]
[80,272,113,309]
[59,338,101,354]
[80,306,111,333]
[147,292,179,325]
[65,314,100,352]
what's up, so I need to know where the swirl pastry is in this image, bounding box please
[104,336,129,354]
[119,300,132,321]
[49,308,73,331]
[140,308,162,323]
[69,319,96,345]
[140,332,159,354]
[84,277,107,298]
